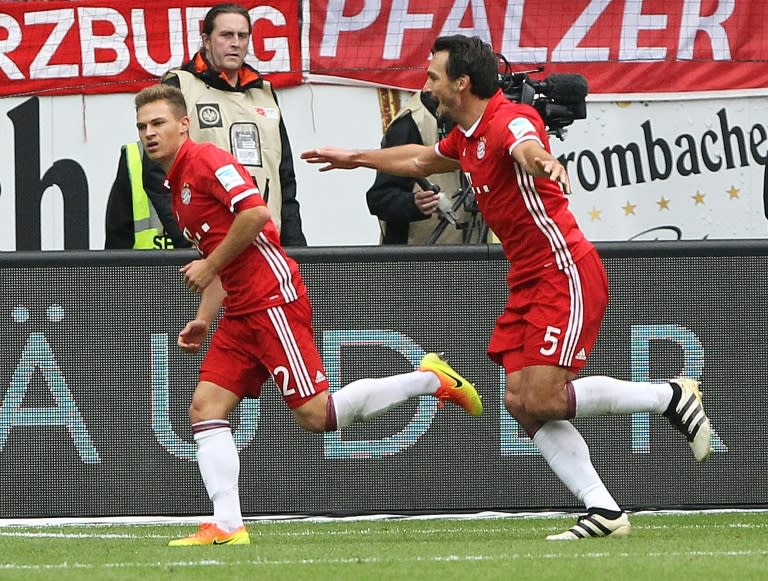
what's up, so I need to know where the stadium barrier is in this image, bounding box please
[1,241,766,518]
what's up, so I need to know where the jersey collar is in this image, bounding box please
[459,90,505,138]
[166,139,194,183]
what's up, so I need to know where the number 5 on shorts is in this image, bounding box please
[540,325,562,356]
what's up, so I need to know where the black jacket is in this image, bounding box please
[365,113,429,244]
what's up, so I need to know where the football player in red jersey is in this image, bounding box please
[302,35,713,540]
[134,84,483,546]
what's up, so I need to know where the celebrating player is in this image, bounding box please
[302,34,713,540]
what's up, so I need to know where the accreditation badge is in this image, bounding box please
[230,122,261,167]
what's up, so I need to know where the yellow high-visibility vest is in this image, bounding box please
[124,142,165,249]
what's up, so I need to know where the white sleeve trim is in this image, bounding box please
[508,135,543,155]
[229,188,261,212]
[434,142,459,160]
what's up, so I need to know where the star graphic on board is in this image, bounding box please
[588,207,602,221]
[691,191,706,205]
[622,201,637,215]
[657,196,670,210]
[727,186,740,199]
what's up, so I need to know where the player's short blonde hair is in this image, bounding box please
[134,85,188,119]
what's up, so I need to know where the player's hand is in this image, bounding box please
[178,319,209,353]
[180,258,216,293]
[535,157,572,194]
[300,147,359,171]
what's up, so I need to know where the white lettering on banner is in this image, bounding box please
[249,6,291,70]
[320,0,381,57]
[184,7,209,59]
[27,9,78,79]
[678,0,734,60]
[501,0,547,62]
[620,0,668,62]
[0,3,294,87]
[79,7,130,77]
[526,0,734,64]
[438,0,490,46]
[132,8,184,75]
[318,0,738,67]
[0,14,23,80]
[383,0,433,60]
[551,0,609,62]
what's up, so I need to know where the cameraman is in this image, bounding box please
[366,91,478,245]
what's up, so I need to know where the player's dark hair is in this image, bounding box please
[134,84,188,120]
[432,35,498,99]
[202,3,252,37]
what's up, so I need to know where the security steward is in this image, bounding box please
[160,11,306,247]
[104,141,191,250]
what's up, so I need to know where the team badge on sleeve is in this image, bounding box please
[215,164,247,191]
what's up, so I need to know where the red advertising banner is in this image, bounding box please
[308,0,768,94]
[0,0,302,96]
[2,1,767,97]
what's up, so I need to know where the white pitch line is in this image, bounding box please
[0,531,168,539]
[1,549,768,572]
[0,520,766,541]
[1,508,765,528]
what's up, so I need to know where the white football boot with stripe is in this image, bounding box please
[547,511,631,541]
[663,377,712,462]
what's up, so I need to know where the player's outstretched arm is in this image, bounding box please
[300,147,362,171]
[534,156,571,194]
[512,140,572,194]
[301,144,457,177]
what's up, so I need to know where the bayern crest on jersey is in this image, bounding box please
[181,184,192,205]
[477,137,486,159]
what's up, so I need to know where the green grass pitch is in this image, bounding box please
[0,512,766,580]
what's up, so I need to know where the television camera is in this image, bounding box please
[497,55,588,140]
[426,57,589,244]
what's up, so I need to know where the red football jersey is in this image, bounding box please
[166,139,306,315]
[437,90,594,282]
